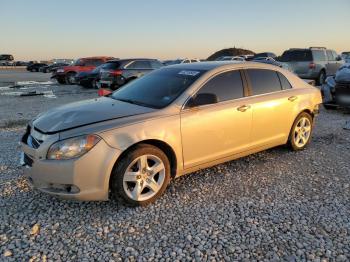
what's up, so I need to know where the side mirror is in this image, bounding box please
[187,93,218,107]
[336,56,342,61]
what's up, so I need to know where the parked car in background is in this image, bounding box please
[322,64,350,109]
[341,52,350,63]
[252,57,283,67]
[0,54,14,66]
[14,61,29,66]
[51,56,114,84]
[163,58,200,66]
[20,62,322,205]
[278,47,343,85]
[75,64,105,88]
[216,56,245,61]
[26,63,48,72]
[252,52,277,59]
[99,58,163,90]
[39,63,69,73]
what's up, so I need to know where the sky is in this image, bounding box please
[0,0,349,61]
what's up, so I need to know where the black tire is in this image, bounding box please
[56,78,66,84]
[65,72,76,85]
[92,79,98,89]
[317,70,326,86]
[110,144,171,206]
[288,112,313,151]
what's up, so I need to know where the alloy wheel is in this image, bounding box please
[293,117,311,148]
[123,154,166,201]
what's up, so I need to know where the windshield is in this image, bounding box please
[111,68,206,109]
[102,61,121,70]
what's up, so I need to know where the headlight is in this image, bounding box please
[56,68,64,73]
[47,134,101,160]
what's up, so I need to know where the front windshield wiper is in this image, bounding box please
[113,98,157,109]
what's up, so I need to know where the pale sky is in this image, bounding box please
[0,0,349,61]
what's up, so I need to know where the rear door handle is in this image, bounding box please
[237,105,251,112]
[288,96,298,102]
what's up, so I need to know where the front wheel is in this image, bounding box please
[111,144,171,206]
[288,112,313,151]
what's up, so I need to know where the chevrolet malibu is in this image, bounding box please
[21,62,322,206]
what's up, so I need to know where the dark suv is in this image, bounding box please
[279,47,343,85]
[99,59,163,90]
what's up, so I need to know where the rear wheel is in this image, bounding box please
[65,72,76,85]
[288,112,313,151]
[317,70,326,86]
[110,144,171,206]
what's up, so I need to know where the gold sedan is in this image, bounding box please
[21,62,322,206]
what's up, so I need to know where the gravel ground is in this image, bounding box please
[0,109,349,261]
[0,71,350,261]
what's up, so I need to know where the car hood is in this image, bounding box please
[33,97,155,134]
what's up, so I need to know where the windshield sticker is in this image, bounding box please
[178,70,200,76]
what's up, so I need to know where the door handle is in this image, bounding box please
[288,96,298,102]
[237,105,250,112]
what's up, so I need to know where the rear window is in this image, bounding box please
[247,69,282,95]
[102,61,121,70]
[280,50,312,62]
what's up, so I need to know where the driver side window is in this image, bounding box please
[195,70,244,103]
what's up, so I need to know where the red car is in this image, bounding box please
[51,56,114,84]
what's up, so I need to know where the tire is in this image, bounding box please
[57,78,66,84]
[288,112,313,151]
[65,72,76,85]
[110,144,171,206]
[92,79,98,89]
[317,70,326,86]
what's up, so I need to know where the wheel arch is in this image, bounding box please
[109,139,178,189]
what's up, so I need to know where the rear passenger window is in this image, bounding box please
[127,61,151,69]
[196,70,244,102]
[277,72,292,89]
[312,50,327,61]
[326,50,335,61]
[247,69,281,95]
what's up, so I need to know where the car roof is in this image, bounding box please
[165,61,245,70]
[165,61,288,74]
[80,56,114,60]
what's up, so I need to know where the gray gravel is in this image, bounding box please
[0,71,350,261]
[0,109,349,261]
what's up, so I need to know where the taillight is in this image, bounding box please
[309,62,316,69]
[111,70,122,76]
[98,88,112,97]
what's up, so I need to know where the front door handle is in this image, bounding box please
[288,96,298,102]
[237,105,250,112]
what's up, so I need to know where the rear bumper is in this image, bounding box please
[21,139,122,201]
